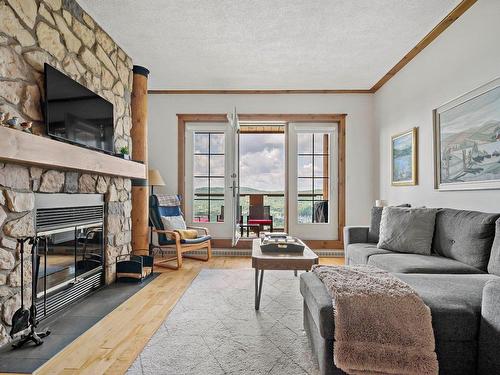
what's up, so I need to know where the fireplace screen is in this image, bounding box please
[37,225,103,294]
[35,194,104,319]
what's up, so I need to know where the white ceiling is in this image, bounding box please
[78,0,461,90]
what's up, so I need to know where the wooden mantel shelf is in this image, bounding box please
[0,126,146,179]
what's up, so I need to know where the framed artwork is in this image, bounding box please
[391,127,418,186]
[434,77,500,191]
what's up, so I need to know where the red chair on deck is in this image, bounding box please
[247,205,273,235]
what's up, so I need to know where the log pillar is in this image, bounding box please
[131,65,150,256]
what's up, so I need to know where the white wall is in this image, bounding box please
[148,94,375,225]
[374,0,500,212]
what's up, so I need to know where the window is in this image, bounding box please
[193,132,225,223]
[297,133,329,224]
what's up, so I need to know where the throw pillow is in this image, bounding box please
[488,218,500,276]
[368,204,411,243]
[378,207,437,255]
[177,229,199,240]
[161,215,187,231]
[433,209,500,271]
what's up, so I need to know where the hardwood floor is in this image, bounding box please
[8,256,344,375]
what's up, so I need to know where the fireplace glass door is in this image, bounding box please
[37,224,103,295]
[36,223,104,319]
[76,224,104,278]
[38,227,78,296]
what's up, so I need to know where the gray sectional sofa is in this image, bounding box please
[300,208,500,375]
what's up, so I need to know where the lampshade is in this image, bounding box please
[148,169,165,186]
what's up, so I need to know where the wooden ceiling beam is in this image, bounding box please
[370,0,477,92]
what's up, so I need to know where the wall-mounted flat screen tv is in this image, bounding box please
[44,63,114,154]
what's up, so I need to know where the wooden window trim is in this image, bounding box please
[177,114,346,249]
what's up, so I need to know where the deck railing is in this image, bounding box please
[193,192,327,227]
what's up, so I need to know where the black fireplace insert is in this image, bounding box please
[35,194,105,320]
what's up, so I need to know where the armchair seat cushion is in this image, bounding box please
[248,219,272,225]
[159,235,212,246]
[182,235,212,244]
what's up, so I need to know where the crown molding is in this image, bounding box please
[148,89,373,94]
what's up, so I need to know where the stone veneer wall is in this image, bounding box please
[0,0,133,147]
[0,0,135,345]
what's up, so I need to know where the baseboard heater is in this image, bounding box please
[158,248,344,257]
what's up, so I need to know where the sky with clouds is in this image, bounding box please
[240,133,285,191]
[193,132,329,192]
[239,133,329,192]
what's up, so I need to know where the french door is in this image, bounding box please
[227,109,241,246]
[184,117,240,243]
[182,114,342,245]
[287,123,339,240]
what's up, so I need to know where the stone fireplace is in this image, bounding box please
[0,166,133,344]
[0,0,137,345]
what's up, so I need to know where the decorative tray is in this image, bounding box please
[260,233,305,253]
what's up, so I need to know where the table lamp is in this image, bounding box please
[148,169,165,195]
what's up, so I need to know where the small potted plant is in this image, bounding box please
[119,146,130,160]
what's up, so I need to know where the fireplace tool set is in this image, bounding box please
[9,237,51,348]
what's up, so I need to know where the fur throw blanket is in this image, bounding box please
[312,265,438,375]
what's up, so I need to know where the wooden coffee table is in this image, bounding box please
[251,238,318,310]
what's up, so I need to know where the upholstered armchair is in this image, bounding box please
[149,194,211,270]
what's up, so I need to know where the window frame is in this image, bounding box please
[192,131,226,223]
[297,133,330,223]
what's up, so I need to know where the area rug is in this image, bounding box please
[127,269,320,375]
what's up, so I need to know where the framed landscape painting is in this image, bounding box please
[434,77,500,191]
[391,127,418,186]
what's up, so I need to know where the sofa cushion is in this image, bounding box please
[301,271,496,342]
[478,278,500,374]
[396,274,497,341]
[368,204,410,243]
[368,206,384,243]
[434,340,477,375]
[300,272,334,339]
[433,208,500,271]
[487,218,500,276]
[368,253,484,274]
[344,227,369,249]
[378,207,437,255]
[345,243,393,265]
